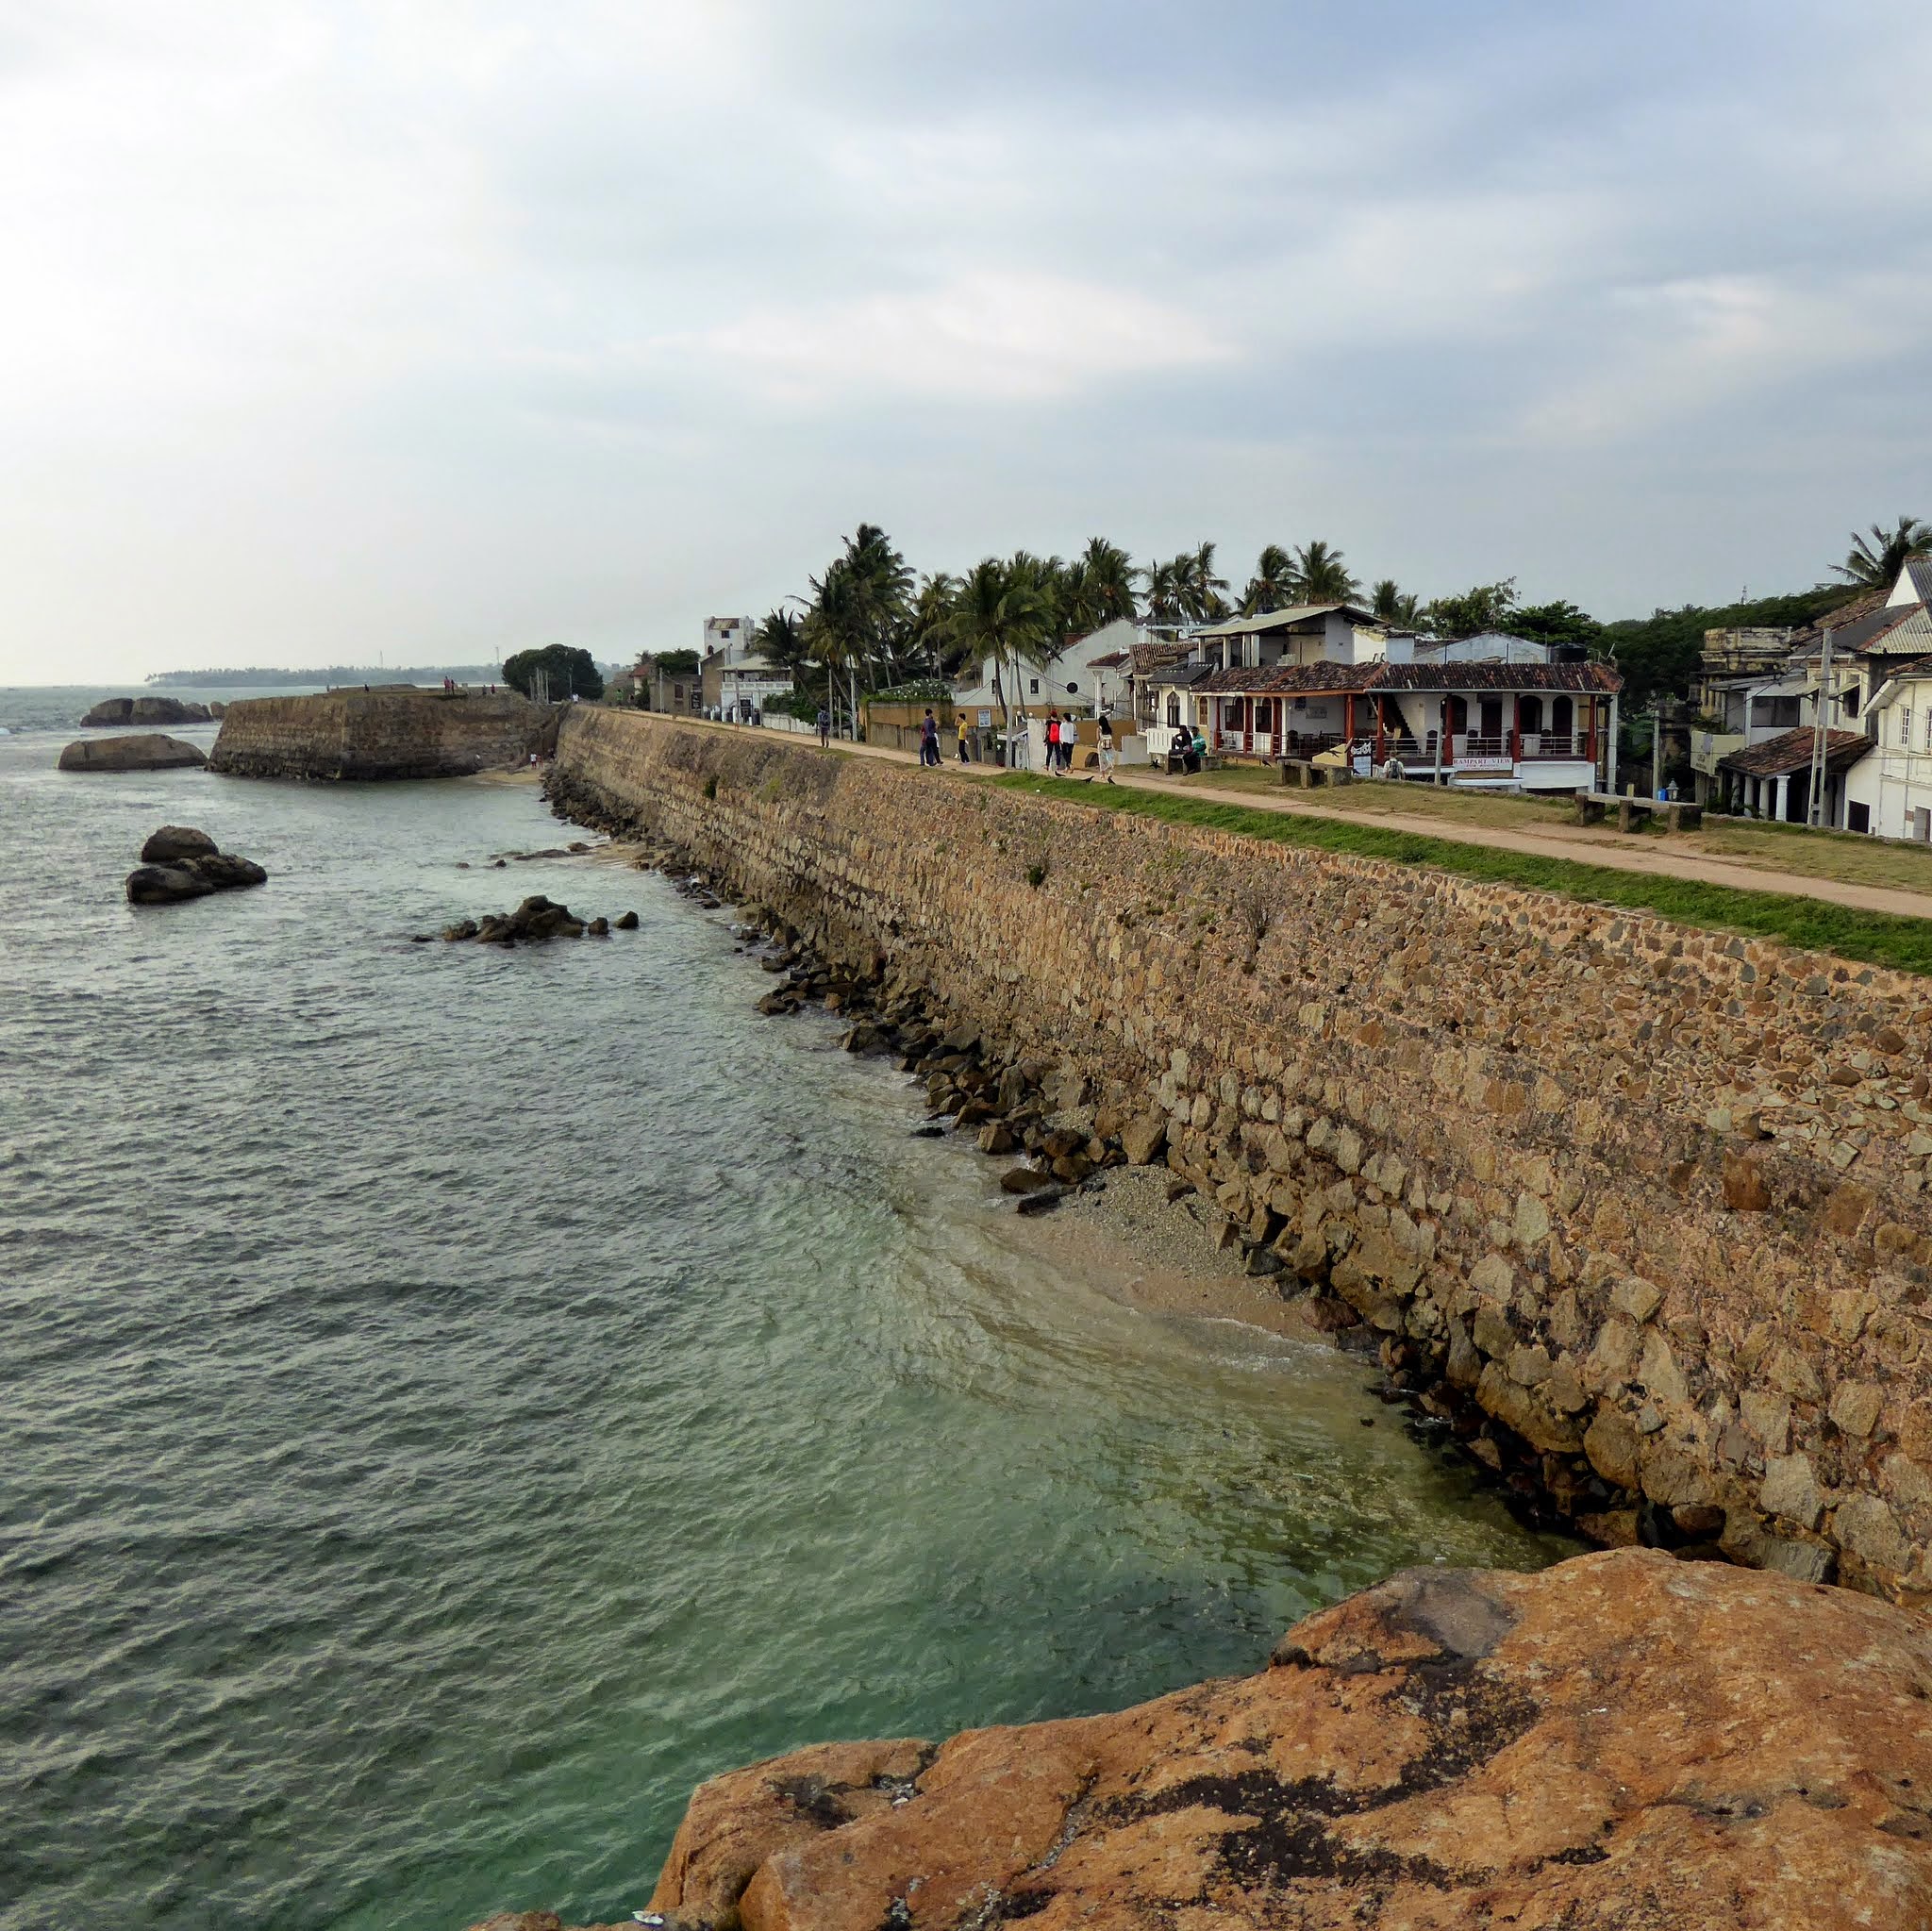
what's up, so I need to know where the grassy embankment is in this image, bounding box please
[992,774,1932,978]
[1164,765,1932,899]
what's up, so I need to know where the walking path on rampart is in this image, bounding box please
[642,716,1932,924]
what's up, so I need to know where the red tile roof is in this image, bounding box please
[1719,726,1870,778]
[1195,658,1621,696]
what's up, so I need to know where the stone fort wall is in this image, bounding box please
[209,690,554,780]
[553,707,1932,1603]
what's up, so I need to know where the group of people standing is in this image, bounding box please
[911,705,1118,775]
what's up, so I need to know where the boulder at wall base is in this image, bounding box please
[520,1549,1932,1931]
[140,825,219,863]
[444,896,587,945]
[59,733,208,773]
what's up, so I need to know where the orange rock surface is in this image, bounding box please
[565,1549,1932,1931]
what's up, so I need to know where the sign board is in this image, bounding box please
[977,708,992,728]
[1457,756,1514,772]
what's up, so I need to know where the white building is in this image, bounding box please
[700,616,791,720]
[950,617,1142,722]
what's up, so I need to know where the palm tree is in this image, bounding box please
[1079,538,1137,625]
[1291,539,1359,605]
[1188,541,1229,622]
[802,563,868,732]
[1370,579,1423,627]
[1242,544,1296,616]
[1139,557,1181,628]
[1833,515,1932,591]
[906,573,962,674]
[948,558,1051,756]
[754,606,808,671]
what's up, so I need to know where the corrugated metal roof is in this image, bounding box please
[1190,603,1378,638]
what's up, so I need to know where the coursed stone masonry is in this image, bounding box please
[210,690,553,780]
[552,709,1932,1604]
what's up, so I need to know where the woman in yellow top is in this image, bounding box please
[956,715,970,763]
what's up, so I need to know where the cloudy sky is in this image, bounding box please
[4,0,1930,683]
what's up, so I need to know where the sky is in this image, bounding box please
[3,0,1930,683]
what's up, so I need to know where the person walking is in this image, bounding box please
[919,708,940,767]
[1044,709,1060,774]
[817,706,831,749]
[957,713,970,763]
[1097,714,1116,783]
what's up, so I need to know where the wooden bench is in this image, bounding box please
[1575,792,1703,833]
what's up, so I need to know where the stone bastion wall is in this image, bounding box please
[553,707,1932,1603]
[209,690,554,779]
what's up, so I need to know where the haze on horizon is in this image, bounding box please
[3,0,1929,687]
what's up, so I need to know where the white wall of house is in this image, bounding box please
[952,618,1141,714]
[1852,674,1932,839]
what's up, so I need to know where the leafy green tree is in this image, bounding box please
[1242,545,1297,615]
[1511,600,1604,652]
[1832,515,1932,591]
[652,648,699,675]
[1291,540,1358,604]
[906,573,963,673]
[1599,587,1848,710]
[1425,578,1519,640]
[503,643,604,701]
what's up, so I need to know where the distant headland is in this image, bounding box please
[146,664,499,689]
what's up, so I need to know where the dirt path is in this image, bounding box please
[636,716,1932,924]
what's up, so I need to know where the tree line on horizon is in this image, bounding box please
[745,514,1931,724]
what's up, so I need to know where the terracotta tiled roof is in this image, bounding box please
[1197,661,1382,694]
[1719,727,1870,778]
[1195,658,1622,696]
[1087,650,1129,669]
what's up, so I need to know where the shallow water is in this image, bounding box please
[0,691,1569,1930]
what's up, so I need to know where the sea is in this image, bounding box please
[0,686,1570,1930]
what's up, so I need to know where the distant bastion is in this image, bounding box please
[208,688,556,780]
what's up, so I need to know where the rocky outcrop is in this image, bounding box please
[438,895,630,945]
[125,826,267,904]
[58,733,208,772]
[474,1550,1932,1931]
[80,695,214,727]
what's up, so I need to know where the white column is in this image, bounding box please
[1774,774,1790,823]
[1605,695,1620,793]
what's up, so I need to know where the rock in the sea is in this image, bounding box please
[140,825,219,863]
[59,733,208,773]
[443,895,586,946]
[614,910,640,930]
[125,864,217,904]
[532,1549,1932,1931]
[125,828,267,905]
[79,696,212,727]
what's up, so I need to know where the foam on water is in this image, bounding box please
[0,699,1569,1930]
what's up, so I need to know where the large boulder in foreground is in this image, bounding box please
[125,826,266,905]
[59,733,208,773]
[474,1550,1932,1931]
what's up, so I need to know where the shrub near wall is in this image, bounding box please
[551,709,1932,1604]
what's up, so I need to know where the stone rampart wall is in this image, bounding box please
[553,708,1932,1602]
[209,691,552,779]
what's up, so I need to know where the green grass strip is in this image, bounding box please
[990,774,1932,977]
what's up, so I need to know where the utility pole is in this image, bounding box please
[1807,624,1836,827]
[1651,701,1664,800]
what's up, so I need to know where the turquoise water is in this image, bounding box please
[0,690,1569,1930]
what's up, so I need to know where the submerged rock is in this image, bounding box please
[442,895,591,945]
[60,733,208,773]
[520,1549,1932,1931]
